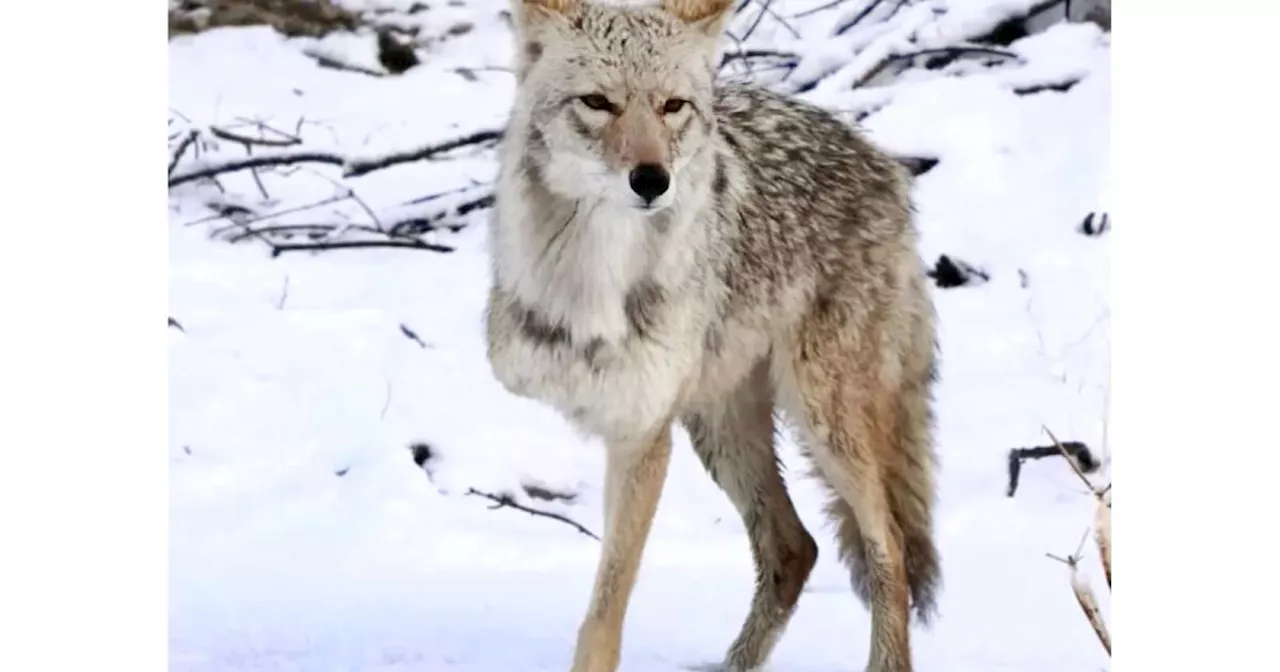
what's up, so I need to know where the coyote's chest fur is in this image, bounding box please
[485,200,709,442]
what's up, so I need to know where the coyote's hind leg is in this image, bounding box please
[681,362,818,671]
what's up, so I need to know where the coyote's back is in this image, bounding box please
[482,1,940,671]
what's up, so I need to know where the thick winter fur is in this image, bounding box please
[483,1,941,670]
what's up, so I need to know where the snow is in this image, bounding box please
[168,1,1111,670]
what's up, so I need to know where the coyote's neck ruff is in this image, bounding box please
[483,2,941,672]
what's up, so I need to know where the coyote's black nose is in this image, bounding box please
[628,164,670,204]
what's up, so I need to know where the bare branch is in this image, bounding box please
[168,129,503,188]
[465,488,600,541]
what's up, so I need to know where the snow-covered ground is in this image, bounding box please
[168,1,1111,669]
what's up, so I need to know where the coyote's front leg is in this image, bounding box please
[571,423,673,672]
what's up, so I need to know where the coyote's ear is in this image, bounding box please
[661,0,736,37]
[509,0,582,80]
[511,0,583,32]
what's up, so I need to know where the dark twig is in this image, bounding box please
[169,130,199,177]
[193,194,348,229]
[303,168,383,234]
[465,488,600,541]
[249,167,271,201]
[719,49,799,69]
[380,381,392,420]
[738,0,799,42]
[225,223,379,243]
[233,128,273,202]
[1014,77,1081,96]
[233,117,306,145]
[835,0,891,36]
[168,317,185,333]
[759,2,802,39]
[276,276,290,310]
[740,1,769,42]
[306,50,386,77]
[345,129,503,178]
[399,324,431,349]
[209,125,302,148]
[385,191,496,236]
[793,0,858,19]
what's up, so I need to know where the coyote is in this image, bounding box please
[483,0,941,670]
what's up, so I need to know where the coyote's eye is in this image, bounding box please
[578,94,615,113]
[662,98,690,115]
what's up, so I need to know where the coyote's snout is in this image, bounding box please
[484,1,942,670]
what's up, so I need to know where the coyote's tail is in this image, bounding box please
[821,350,941,624]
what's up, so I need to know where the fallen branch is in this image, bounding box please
[344,130,502,178]
[886,45,1022,67]
[270,238,454,257]
[193,182,490,257]
[465,488,600,541]
[168,129,503,188]
[854,45,1023,89]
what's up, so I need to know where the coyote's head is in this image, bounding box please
[507,0,735,214]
